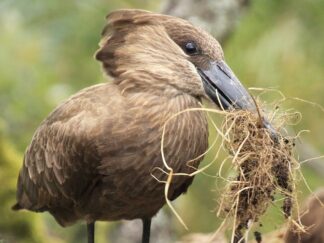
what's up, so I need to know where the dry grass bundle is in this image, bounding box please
[218,109,299,243]
[155,93,322,242]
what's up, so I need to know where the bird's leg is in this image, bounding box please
[87,222,95,243]
[141,218,152,243]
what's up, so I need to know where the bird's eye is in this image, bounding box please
[184,42,198,55]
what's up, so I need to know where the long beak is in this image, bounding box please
[198,60,255,111]
[198,60,278,140]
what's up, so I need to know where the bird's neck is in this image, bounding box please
[121,86,209,182]
[124,89,208,143]
[124,89,203,115]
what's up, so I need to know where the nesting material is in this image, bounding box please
[218,110,298,243]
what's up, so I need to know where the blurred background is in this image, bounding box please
[0,0,323,242]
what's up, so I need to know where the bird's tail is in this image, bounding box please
[11,202,23,211]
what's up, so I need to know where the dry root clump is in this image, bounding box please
[219,110,297,243]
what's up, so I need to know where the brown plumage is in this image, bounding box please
[13,9,255,242]
[285,188,324,243]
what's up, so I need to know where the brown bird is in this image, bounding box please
[285,188,324,243]
[13,9,256,243]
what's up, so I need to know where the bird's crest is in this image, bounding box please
[97,9,164,49]
[102,9,154,36]
[95,9,184,79]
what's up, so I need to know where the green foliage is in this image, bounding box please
[225,0,324,149]
[0,0,323,241]
[0,121,45,243]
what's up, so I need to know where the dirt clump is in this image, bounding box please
[219,110,297,243]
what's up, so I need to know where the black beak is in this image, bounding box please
[198,60,255,111]
[198,60,278,140]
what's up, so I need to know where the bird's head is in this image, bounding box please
[95,9,255,111]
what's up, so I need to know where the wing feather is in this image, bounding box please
[15,83,119,211]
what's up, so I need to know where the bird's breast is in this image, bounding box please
[90,93,209,220]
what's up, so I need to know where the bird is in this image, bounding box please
[12,9,256,243]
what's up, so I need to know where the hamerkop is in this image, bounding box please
[13,9,257,243]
